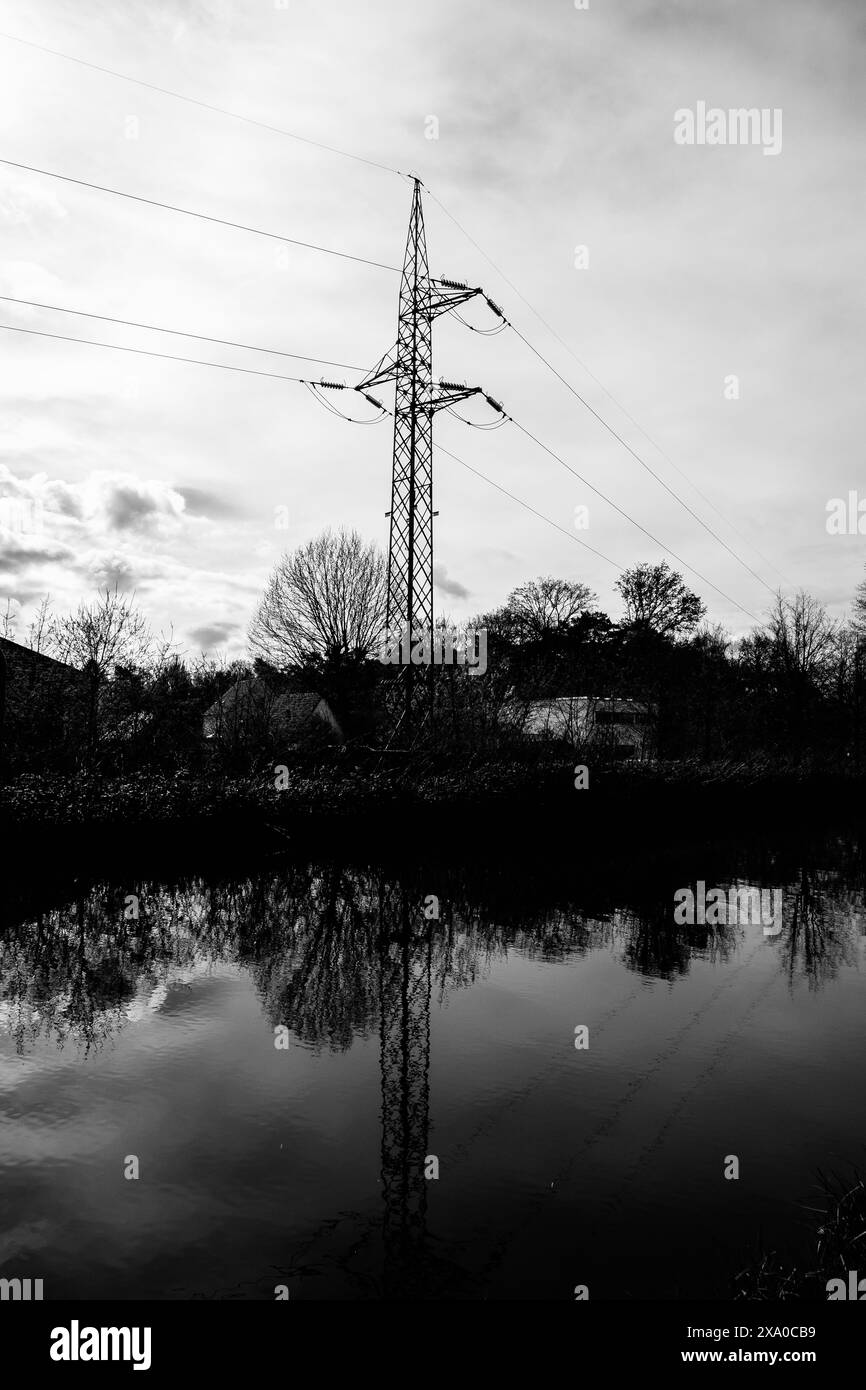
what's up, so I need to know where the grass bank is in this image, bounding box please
[2,753,864,853]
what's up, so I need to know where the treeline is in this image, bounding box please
[476,569,866,765]
[2,532,866,777]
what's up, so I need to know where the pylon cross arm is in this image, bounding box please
[429,384,484,413]
[357,344,399,391]
[428,284,485,319]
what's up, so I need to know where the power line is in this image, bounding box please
[0,28,786,589]
[506,416,760,622]
[0,317,752,610]
[435,442,625,572]
[0,316,752,611]
[0,158,400,274]
[0,321,349,389]
[0,326,753,615]
[0,30,407,179]
[426,186,791,589]
[0,41,776,611]
[507,322,776,600]
[0,294,366,372]
[1,319,600,553]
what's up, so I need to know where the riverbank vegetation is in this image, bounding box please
[735,1169,866,1300]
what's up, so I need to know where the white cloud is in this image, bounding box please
[0,259,65,301]
[0,180,68,228]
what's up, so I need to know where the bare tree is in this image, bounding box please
[691,621,731,659]
[50,586,152,674]
[249,528,387,666]
[615,561,705,638]
[764,589,838,685]
[853,569,866,639]
[49,586,153,757]
[500,576,597,644]
[0,598,17,642]
[27,596,55,654]
[0,597,60,653]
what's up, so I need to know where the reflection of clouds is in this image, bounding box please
[0,1000,40,1030]
[121,965,214,1022]
[0,957,220,1057]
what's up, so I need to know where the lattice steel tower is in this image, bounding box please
[360,179,499,742]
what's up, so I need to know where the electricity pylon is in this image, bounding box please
[360,178,503,744]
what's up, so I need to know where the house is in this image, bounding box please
[202,676,343,746]
[0,636,87,766]
[518,695,656,760]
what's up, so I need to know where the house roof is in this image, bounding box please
[275,691,325,732]
[0,635,83,679]
[202,677,336,737]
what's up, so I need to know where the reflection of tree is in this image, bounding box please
[5,851,861,1059]
[0,886,200,1055]
[562,903,741,981]
[615,908,698,979]
[778,867,859,989]
[237,865,382,1050]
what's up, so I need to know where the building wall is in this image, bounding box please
[0,638,86,768]
[312,698,344,741]
[520,695,657,760]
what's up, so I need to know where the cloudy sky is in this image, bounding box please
[0,0,864,657]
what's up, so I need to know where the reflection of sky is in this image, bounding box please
[0,958,223,1048]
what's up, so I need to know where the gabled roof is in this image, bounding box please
[202,677,339,738]
[273,690,324,732]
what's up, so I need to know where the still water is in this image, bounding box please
[2,826,865,1299]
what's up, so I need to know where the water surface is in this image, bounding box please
[2,829,864,1299]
